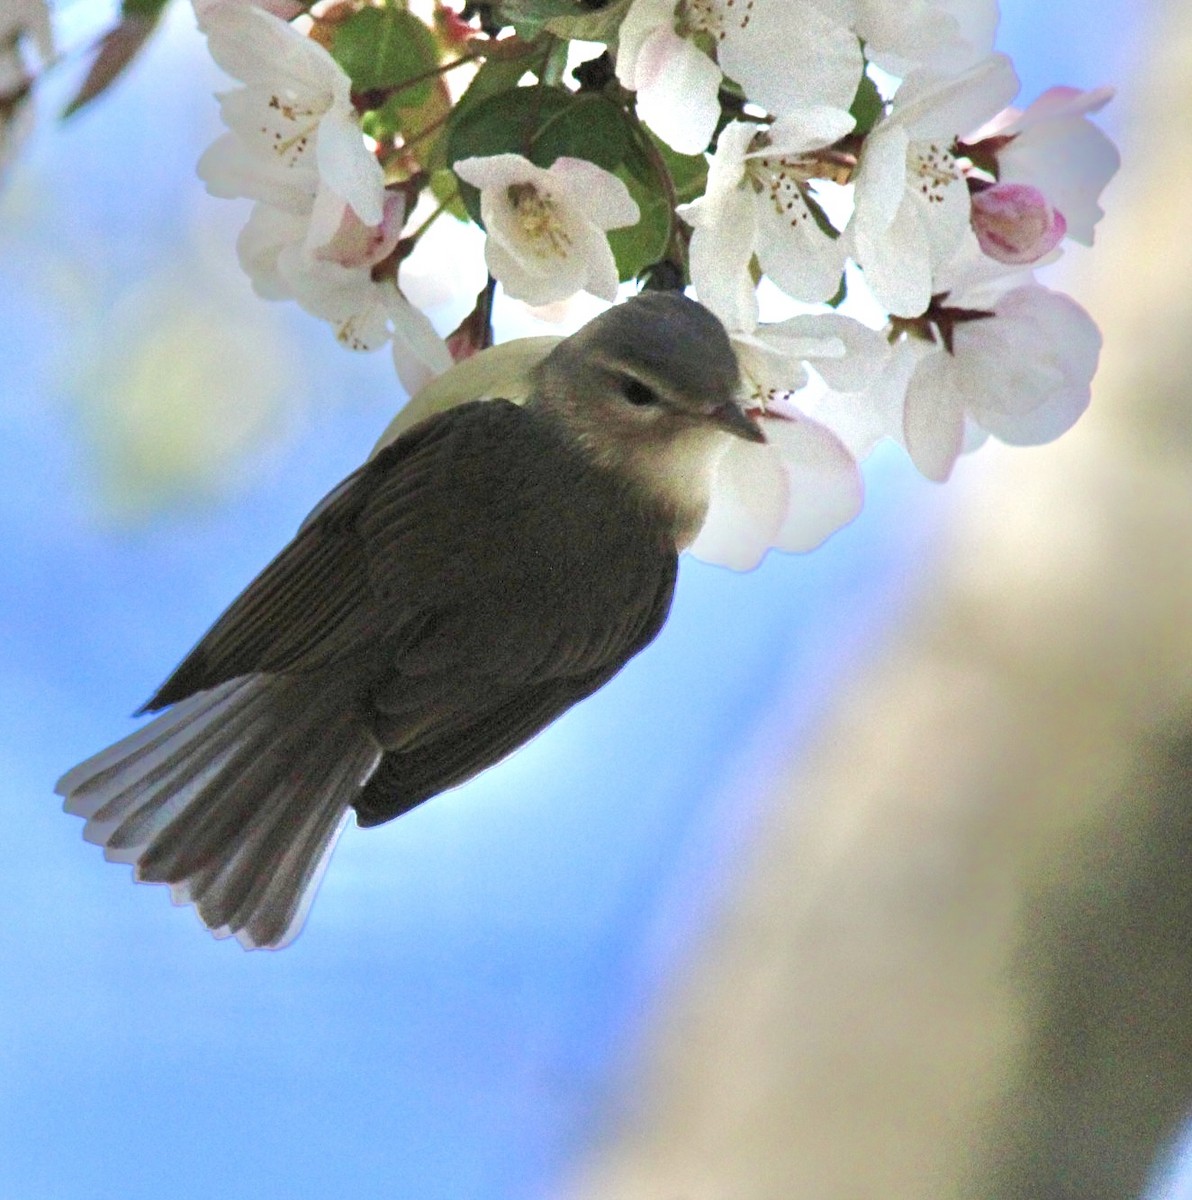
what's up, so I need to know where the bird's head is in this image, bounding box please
[528,292,762,544]
[532,290,760,449]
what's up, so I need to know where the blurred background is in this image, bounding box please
[2,1,1186,1198]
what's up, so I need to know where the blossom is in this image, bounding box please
[896,261,1102,481]
[194,0,384,226]
[453,154,639,306]
[970,182,1066,264]
[685,292,880,569]
[841,0,1000,75]
[691,405,864,570]
[194,0,453,390]
[966,86,1119,246]
[236,199,450,392]
[849,53,1020,317]
[615,0,861,155]
[678,108,857,312]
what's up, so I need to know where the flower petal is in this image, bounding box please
[551,157,640,230]
[806,337,919,459]
[767,415,864,552]
[754,194,849,304]
[997,112,1120,246]
[684,187,760,334]
[315,107,384,226]
[903,348,967,480]
[614,0,677,88]
[894,54,1020,143]
[958,284,1101,444]
[690,439,789,571]
[197,130,317,212]
[386,290,453,397]
[765,106,857,156]
[720,0,862,117]
[853,191,933,318]
[632,27,722,155]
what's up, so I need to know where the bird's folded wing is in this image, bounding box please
[354,565,677,826]
[140,404,484,712]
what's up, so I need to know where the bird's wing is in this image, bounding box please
[353,562,677,827]
[140,405,484,712]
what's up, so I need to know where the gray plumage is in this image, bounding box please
[56,292,760,949]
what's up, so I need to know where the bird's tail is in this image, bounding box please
[55,676,381,949]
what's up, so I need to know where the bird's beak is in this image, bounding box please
[707,401,766,444]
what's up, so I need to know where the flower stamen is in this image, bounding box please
[505,182,573,258]
[680,0,755,42]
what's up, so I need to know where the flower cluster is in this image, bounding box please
[193,0,451,394]
[184,0,1118,570]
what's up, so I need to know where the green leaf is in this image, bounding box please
[494,0,582,38]
[539,35,571,86]
[530,94,632,171]
[543,0,633,41]
[429,167,470,220]
[332,7,440,100]
[607,165,670,281]
[849,70,885,137]
[447,86,567,165]
[649,134,708,204]
[446,86,636,221]
[362,72,453,179]
[121,0,169,18]
[450,54,535,127]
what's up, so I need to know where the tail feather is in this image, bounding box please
[56,676,381,949]
[61,680,257,837]
[102,688,271,860]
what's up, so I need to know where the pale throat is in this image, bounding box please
[621,426,732,551]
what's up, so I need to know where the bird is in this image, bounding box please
[56,291,763,950]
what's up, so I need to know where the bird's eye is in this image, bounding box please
[621,378,659,407]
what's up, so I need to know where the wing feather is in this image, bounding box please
[353,563,677,826]
[142,406,479,711]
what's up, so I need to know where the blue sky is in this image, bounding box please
[0,3,1152,1198]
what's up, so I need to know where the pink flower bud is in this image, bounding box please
[315,192,405,270]
[971,182,1067,264]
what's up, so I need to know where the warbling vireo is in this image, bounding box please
[56,291,763,949]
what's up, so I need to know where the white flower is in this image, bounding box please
[967,86,1119,246]
[194,0,452,390]
[839,0,999,76]
[691,403,864,570]
[898,261,1102,481]
[453,154,639,306]
[679,109,857,312]
[615,0,861,155]
[237,203,389,348]
[308,186,405,269]
[685,293,876,570]
[849,53,1020,317]
[802,335,921,460]
[236,197,450,391]
[194,0,384,226]
[386,293,456,398]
